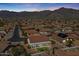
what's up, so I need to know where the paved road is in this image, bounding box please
[62,46,79,50]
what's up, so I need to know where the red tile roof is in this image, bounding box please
[28,34,49,43]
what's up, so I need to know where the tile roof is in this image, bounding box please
[28,34,49,43]
[0,41,9,53]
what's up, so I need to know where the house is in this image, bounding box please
[0,31,6,39]
[24,30,39,35]
[0,41,9,53]
[27,34,51,48]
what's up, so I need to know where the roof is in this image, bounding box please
[0,31,6,34]
[0,41,9,53]
[28,34,49,43]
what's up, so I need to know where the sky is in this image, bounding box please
[0,3,79,12]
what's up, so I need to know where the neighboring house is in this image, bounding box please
[0,27,6,39]
[25,30,38,35]
[0,31,6,39]
[27,34,51,48]
[0,41,9,53]
[39,31,52,36]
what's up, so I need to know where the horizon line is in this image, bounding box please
[0,7,79,12]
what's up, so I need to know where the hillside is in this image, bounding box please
[0,7,79,21]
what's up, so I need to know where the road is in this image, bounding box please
[62,46,79,50]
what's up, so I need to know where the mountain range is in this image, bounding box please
[0,7,79,21]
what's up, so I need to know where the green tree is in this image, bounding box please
[23,32,28,38]
[0,18,4,27]
[11,45,30,56]
[65,39,73,47]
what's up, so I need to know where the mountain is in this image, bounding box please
[0,7,79,21]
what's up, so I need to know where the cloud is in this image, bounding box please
[25,8,42,11]
[22,3,41,8]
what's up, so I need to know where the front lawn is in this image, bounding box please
[37,47,49,52]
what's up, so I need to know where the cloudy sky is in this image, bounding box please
[0,3,79,12]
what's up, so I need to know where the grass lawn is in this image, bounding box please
[37,47,49,52]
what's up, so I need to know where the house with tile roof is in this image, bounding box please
[27,34,51,48]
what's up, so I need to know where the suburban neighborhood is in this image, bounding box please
[0,3,79,56]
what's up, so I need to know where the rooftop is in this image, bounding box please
[28,34,49,43]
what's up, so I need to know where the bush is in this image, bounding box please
[37,47,48,52]
[11,45,29,56]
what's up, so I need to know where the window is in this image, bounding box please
[36,44,39,47]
